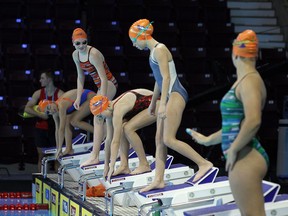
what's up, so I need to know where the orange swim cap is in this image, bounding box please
[129,19,154,41]
[232,29,258,58]
[38,99,53,112]
[90,95,109,116]
[72,28,87,41]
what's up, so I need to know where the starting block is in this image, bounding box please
[77,151,156,201]
[134,167,219,213]
[57,159,80,189]
[56,141,105,182]
[183,193,288,216]
[102,156,195,215]
[42,133,88,154]
[41,134,95,178]
[136,173,281,216]
[79,150,155,187]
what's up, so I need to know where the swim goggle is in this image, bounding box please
[131,21,154,43]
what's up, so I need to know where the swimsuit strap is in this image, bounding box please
[112,91,138,109]
[232,72,257,90]
[150,43,161,61]
[56,97,74,106]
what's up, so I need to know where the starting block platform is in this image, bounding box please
[42,133,89,155]
[56,148,155,190]
[41,141,105,181]
[33,170,288,216]
[101,156,195,214]
[78,151,155,188]
[183,194,288,216]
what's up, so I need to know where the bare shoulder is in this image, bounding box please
[32,89,41,98]
[57,89,65,97]
[154,43,170,60]
[72,50,78,60]
[90,47,103,57]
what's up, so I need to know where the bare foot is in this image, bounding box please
[140,180,166,193]
[62,148,74,156]
[80,157,100,168]
[130,165,151,175]
[112,166,131,176]
[193,160,214,183]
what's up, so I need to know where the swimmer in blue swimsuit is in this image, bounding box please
[188,30,268,216]
[39,89,96,158]
[128,19,213,193]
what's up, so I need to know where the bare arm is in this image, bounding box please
[190,129,222,146]
[90,48,108,96]
[104,119,113,164]
[154,45,171,108]
[24,90,48,119]
[57,105,67,152]
[109,101,133,170]
[52,114,60,148]
[72,51,85,107]
[151,82,161,105]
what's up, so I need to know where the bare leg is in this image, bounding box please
[141,93,213,192]
[80,116,104,167]
[163,94,213,182]
[124,109,157,175]
[70,95,95,133]
[81,81,116,167]
[140,118,167,192]
[62,115,74,156]
[229,147,267,216]
[113,132,131,176]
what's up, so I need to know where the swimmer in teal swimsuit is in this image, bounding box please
[188,30,269,216]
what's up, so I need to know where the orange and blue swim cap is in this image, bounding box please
[129,19,154,42]
[90,95,109,116]
[72,28,87,41]
[232,29,258,58]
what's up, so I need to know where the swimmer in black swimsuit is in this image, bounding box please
[82,88,160,181]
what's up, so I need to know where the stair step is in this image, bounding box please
[231,17,277,25]
[258,34,284,42]
[258,41,286,49]
[235,26,282,34]
[227,1,273,9]
[230,9,275,17]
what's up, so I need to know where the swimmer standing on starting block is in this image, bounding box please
[128,19,213,193]
[39,89,96,158]
[83,88,159,180]
[188,30,269,216]
[71,28,118,165]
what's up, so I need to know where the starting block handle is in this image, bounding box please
[138,200,160,216]
[57,161,80,189]
[41,155,56,179]
[105,183,135,216]
[78,173,103,201]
